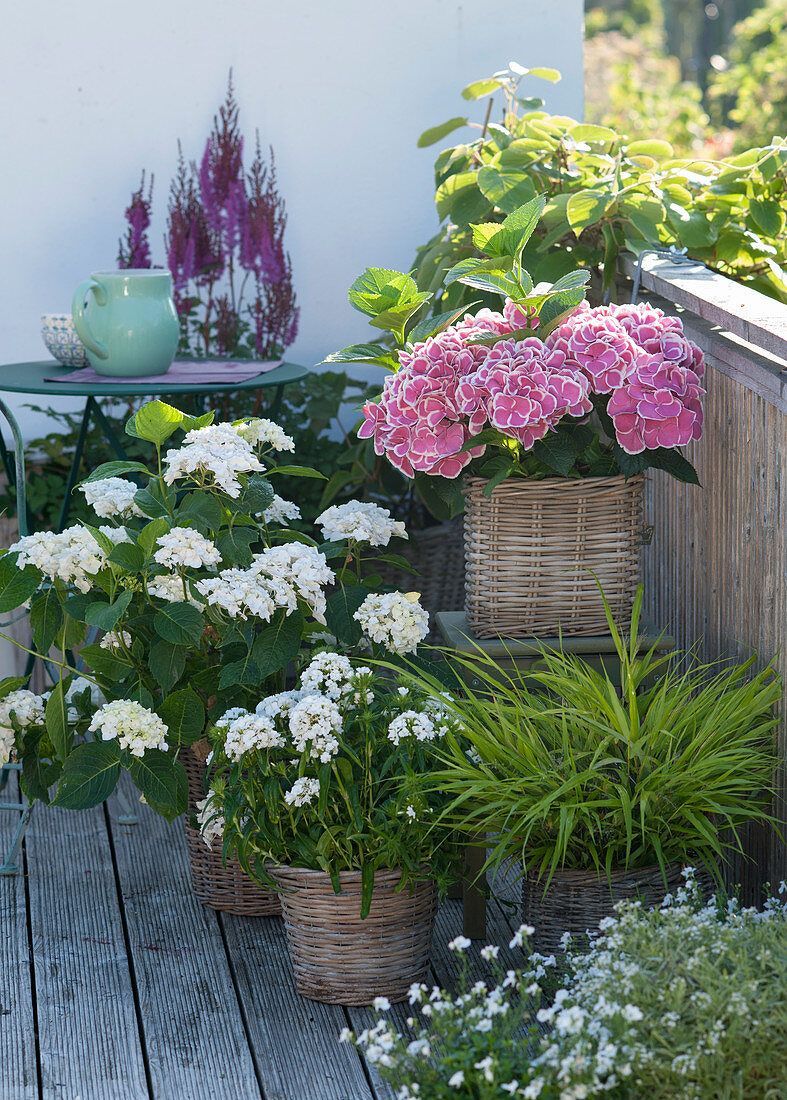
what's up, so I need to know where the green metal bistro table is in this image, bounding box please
[0,359,308,532]
[0,359,307,868]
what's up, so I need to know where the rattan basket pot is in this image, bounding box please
[464,474,644,638]
[375,520,465,640]
[273,865,437,1004]
[522,863,712,955]
[182,745,280,917]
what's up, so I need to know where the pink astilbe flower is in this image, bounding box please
[457,339,591,448]
[118,171,153,269]
[199,75,247,256]
[166,145,224,307]
[607,355,705,454]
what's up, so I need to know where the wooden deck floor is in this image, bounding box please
[1,775,523,1100]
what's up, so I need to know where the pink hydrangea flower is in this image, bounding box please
[607,355,705,454]
[547,310,638,394]
[608,303,704,377]
[456,338,591,449]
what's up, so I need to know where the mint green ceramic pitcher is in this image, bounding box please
[71,270,179,377]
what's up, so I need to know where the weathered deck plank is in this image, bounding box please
[25,800,149,1100]
[221,910,376,1100]
[0,773,38,1100]
[105,783,263,1100]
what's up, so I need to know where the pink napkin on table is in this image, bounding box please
[45,359,283,385]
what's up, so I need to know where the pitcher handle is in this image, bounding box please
[71,278,108,359]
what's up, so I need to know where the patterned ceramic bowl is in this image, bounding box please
[41,313,89,368]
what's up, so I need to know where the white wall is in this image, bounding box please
[0,0,583,439]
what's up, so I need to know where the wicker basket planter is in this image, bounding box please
[182,745,280,917]
[375,520,465,640]
[273,865,437,1004]
[522,863,712,955]
[464,474,644,638]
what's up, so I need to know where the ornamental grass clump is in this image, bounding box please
[201,651,461,916]
[348,873,787,1099]
[411,586,780,884]
[0,398,435,822]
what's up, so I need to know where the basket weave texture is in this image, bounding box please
[273,865,437,1004]
[522,863,712,955]
[375,521,465,640]
[464,474,644,638]
[182,745,280,917]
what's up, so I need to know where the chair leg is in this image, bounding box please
[0,800,33,875]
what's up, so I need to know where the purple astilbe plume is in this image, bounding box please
[214,294,241,357]
[199,73,247,258]
[251,262,299,359]
[240,138,285,282]
[165,144,224,318]
[118,171,153,269]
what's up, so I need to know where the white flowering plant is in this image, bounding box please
[0,400,437,821]
[201,650,463,916]
[347,873,787,1099]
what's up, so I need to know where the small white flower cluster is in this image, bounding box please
[88,700,168,757]
[387,710,439,746]
[98,525,131,546]
[99,629,132,652]
[300,652,355,700]
[196,543,334,623]
[283,776,320,807]
[147,573,200,605]
[255,691,301,721]
[80,476,143,519]
[153,527,222,570]
[11,526,107,593]
[196,791,225,849]
[163,422,264,498]
[0,690,47,766]
[354,591,429,654]
[316,501,407,547]
[235,417,295,452]
[289,695,342,762]
[262,494,301,525]
[222,711,285,761]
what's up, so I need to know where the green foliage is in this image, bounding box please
[416,586,781,881]
[709,0,787,154]
[411,62,787,308]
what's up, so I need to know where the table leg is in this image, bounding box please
[90,397,130,462]
[463,841,487,940]
[56,399,92,533]
[268,384,286,421]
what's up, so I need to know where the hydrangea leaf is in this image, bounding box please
[127,751,187,822]
[158,688,205,747]
[53,741,121,810]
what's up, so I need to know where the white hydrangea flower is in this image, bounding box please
[0,690,47,766]
[235,417,295,452]
[289,695,342,762]
[300,652,355,700]
[255,691,302,720]
[283,776,320,807]
[162,422,264,498]
[354,592,429,654]
[147,573,201,606]
[223,712,285,761]
[99,629,132,652]
[196,791,225,849]
[387,710,438,745]
[10,526,107,593]
[195,544,334,623]
[98,525,132,545]
[316,501,407,547]
[448,935,472,953]
[88,700,168,757]
[153,527,221,570]
[80,476,143,519]
[262,494,301,525]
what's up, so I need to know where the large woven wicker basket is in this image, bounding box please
[464,474,644,638]
[375,520,465,640]
[182,745,280,917]
[273,865,437,1004]
[522,863,713,955]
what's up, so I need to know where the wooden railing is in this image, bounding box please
[621,255,787,900]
